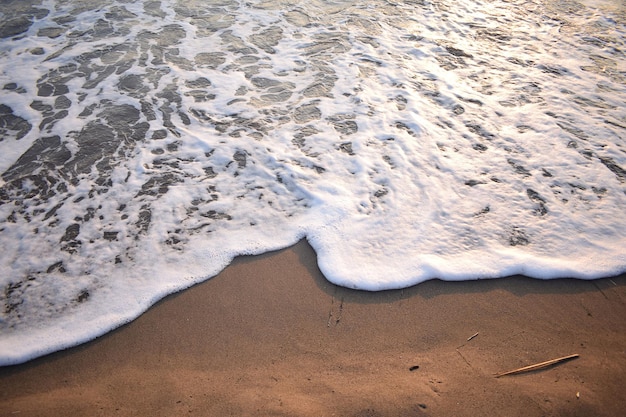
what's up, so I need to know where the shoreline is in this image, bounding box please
[1,240,625,416]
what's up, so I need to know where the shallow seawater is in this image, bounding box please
[0,0,624,364]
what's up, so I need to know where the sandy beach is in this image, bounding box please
[1,240,625,416]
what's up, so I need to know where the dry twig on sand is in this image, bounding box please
[494,354,579,378]
[467,332,479,341]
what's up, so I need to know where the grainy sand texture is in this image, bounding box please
[1,241,625,416]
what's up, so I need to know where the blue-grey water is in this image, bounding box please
[0,0,624,364]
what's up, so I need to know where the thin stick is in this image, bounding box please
[494,354,579,378]
[467,332,479,341]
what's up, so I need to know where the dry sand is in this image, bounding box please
[1,240,625,416]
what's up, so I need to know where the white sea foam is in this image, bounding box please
[0,0,625,364]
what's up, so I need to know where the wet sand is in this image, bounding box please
[1,240,625,416]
